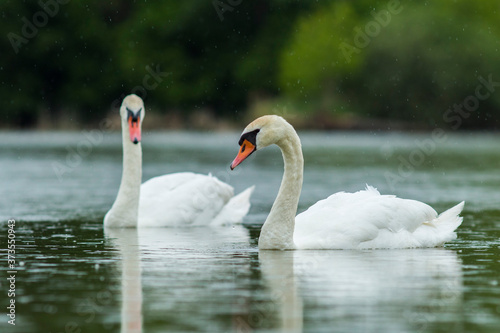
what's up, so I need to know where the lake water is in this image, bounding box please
[1,130,499,333]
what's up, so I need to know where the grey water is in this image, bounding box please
[0,130,499,333]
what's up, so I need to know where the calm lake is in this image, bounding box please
[1,130,499,333]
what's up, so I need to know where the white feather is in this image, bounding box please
[105,95,253,228]
[294,187,464,249]
[236,115,464,250]
[138,173,253,227]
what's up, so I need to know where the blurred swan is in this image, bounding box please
[230,115,464,250]
[104,94,254,228]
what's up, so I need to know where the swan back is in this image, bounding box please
[294,186,463,249]
[138,173,234,227]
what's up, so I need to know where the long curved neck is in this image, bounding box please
[259,128,303,250]
[104,121,142,227]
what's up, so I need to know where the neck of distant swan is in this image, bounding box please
[259,126,303,250]
[104,120,142,227]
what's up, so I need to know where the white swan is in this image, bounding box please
[230,115,464,250]
[104,94,254,228]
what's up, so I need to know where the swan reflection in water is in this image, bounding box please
[105,228,143,333]
[258,248,463,332]
[105,226,463,333]
[105,225,250,333]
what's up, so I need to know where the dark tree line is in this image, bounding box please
[1,0,499,129]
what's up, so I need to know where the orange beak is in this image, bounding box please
[128,116,141,144]
[230,139,256,170]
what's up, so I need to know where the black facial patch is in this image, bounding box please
[127,107,142,123]
[238,129,260,146]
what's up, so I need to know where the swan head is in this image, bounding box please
[120,94,145,144]
[231,115,292,169]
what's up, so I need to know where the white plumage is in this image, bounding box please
[231,115,464,250]
[138,172,254,227]
[104,95,254,228]
[294,185,464,249]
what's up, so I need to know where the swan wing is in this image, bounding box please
[138,172,234,227]
[211,186,255,226]
[294,185,463,249]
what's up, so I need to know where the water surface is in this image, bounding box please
[1,130,499,333]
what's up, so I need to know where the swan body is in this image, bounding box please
[230,115,464,250]
[294,185,464,249]
[104,94,253,228]
[138,172,254,227]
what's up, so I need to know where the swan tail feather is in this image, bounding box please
[210,186,255,226]
[436,201,464,231]
[421,201,464,246]
[364,184,380,194]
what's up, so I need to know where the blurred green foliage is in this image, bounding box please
[0,0,499,128]
[280,0,500,128]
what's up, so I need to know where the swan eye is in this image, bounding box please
[126,107,142,123]
[238,129,260,147]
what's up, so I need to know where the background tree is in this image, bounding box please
[1,0,499,129]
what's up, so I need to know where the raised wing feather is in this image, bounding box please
[294,186,439,249]
[138,172,234,227]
